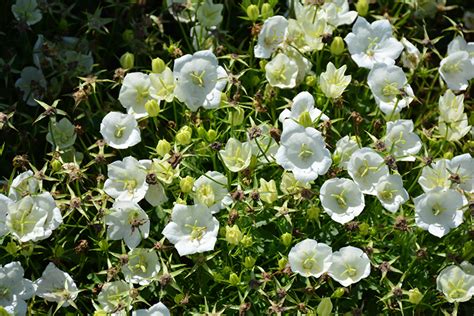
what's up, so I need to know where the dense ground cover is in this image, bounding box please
[0,0,473,315]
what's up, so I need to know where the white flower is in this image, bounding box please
[323,0,357,27]
[132,302,170,316]
[193,171,231,214]
[144,182,168,207]
[6,192,62,242]
[118,72,152,118]
[333,136,359,169]
[384,119,421,161]
[295,4,332,51]
[275,120,332,183]
[149,67,176,103]
[375,174,409,213]
[439,114,471,141]
[100,112,141,149]
[15,66,47,106]
[0,194,11,237]
[447,36,474,58]
[104,156,149,202]
[284,46,312,86]
[344,17,403,69]
[8,170,40,201]
[196,0,223,27]
[46,117,77,150]
[0,261,35,316]
[413,188,464,238]
[436,264,474,303]
[105,201,150,249]
[328,246,371,287]
[288,239,332,277]
[11,0,42,26]
[279,91,329,124]
[320,178,365,224]
[400,37,421,69]
[286,19,310,52]
[418,159,451,192]
[319,62,351,99]
[34,262,78,307]
[145,156,180,185]
[347,148,389,195]
[367,63,414,115]
[439,51,474,91]
[162,204,219,256]
[280,172,311,199]
[254,16,288,59]
[219,138,252,172]
[439,89,465,122]
[265,53,299,89]
[122,248,161,285]
[449,154,474,193]
[247,123,279,163]
[173,50,227,111]
[96,280,132,314]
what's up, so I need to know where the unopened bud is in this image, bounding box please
[180,176,194,194]
[330,36,345,56]
[246,4,259,21]
[156,139,171,157]
[145,99,160,117]
[355,0,369,17]
[280,233,292,247]
[261,3,273,20]
[152,57,166,73]
[120,52,134,69]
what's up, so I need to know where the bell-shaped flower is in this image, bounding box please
[6,192,62,242]
[100,112,141,149]
[333,135,359,169]
[105,200,150,249]
[439,50,474,91]
[219,138,252,172]
[413,188,465,237]
[323,0,357,28]
[295,3,332,51]
[46,117,77,150]
[11,0,42,26]
[162,204,219,256]
[247,123,279,163]
[328,246,371,287]
[8,170,40,201]
[118,72,152,118]
[400,37,421,69]
[384,119,421,161]
[288,239,332,277]
[320,178,365,224]
[375,174,409,213]
[149,67,176,103]
[34,262,79,307]
[96,280,133,314]
[367,63,414,115]
[275,120,332,183]
[280,172,311,199]
[438,114,471,141]
[193,171,231,213]
[15,66,47,106]
[0,194,11,237]
[418,159,451,192]
[196,0,223,27]
[121,248,161,286]
[265,53,299,89]
[319,62,351,99]
[258,178,278,204]
[0,261,35,316]
[173,50,227,111]
[344,17,403,69]
[104,156,149,202]
[254,16,288,59]
[438,90,465,122]
[436,264,474,303]
[347,147,389,195]
[132,302,170,316]
[449,154,473,193]
[279,91,329,124]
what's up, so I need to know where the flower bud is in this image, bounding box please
[197,126,207,140]
[5,241,18,255]
[93,312,108,316]
[229,273,240,286]
[355,0,369,17]
[261,3,273,19]
[408,288,423,305]
[207,129,217,142]
[330,36,345,56]
[246,4,259,21]
[307,206,320,220]
[331,287,346,298]
[244,256,256,269]
[298,111,313,128]
[122,29,134,43]
[305,75,317,87]
[228,107,245,126]
[51,159,62,172]
[226,225,243,245]
[280,232,292,247]
[359,222,370,236]
[180,176,195,194]
[176,126,192,145]
[145,99,160,117]
[156,139,171,157]
[120,52,135,69]
[278,257,288,270]
[240,235,253,248]
[443,151,453,159]
[152,57,166,73]
[317,298,333,316]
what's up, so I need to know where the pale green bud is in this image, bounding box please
[280,232,292,247]
[156,139,171,157]
[355,0,369,16]
[317,298,333,316]
[244,256,256,269]
[228,107,245,126]
[145,99,160,117]
[120,52,134,69]
[305,75,317,87]
[330,36,345,56]
[246,4,259,21]
[240,235,253,248]
[278,257,288,270]
[408,288,423,305]
[229,273,240,286]
[331,287,346,298]
[51,159,62,172]
[180,176,195,194]
[151,57,166,73]
[176,126,192,145]
[207,129,217,142]
[261,3,273,19]
[226,225,243,245]
[307,206,320,220]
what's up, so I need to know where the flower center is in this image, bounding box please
[431,202,445,216]
[114,126,126,138]
[186,221,207,241]
[299,143,313,160]
[196,183,216,207]
[382,82,401,97]
[442,61,461,73]
[343,264,358,277]
[302,257,316,270]
[331,192,347,208]
[190,70,206,87]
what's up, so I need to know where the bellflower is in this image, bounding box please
[328,246,371,287]
[320,178,365,224]
[288,239,332,277]
[347,147,389,195]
